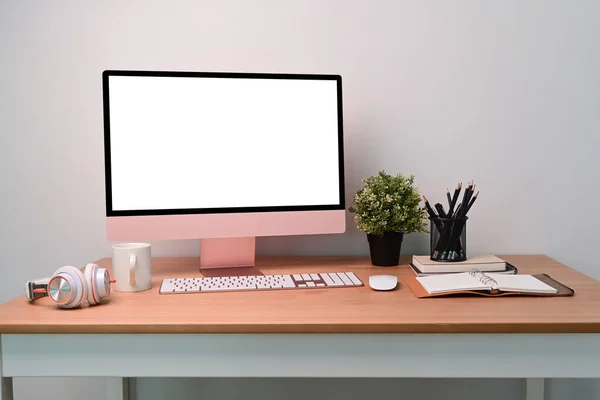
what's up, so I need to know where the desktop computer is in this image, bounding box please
[102,70,346,277]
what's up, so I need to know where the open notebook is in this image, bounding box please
[406,269,574,298]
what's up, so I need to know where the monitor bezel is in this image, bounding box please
[102,69,345,217]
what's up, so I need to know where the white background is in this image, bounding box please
[2,1,599,399]
[108,75,340,211]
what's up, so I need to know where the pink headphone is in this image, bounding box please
[25,263,115,309]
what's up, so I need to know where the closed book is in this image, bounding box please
[408,262,517,277]
[412,254,508,274]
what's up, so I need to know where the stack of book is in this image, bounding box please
[409,254,517,276]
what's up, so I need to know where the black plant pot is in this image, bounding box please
[367,232,404,266]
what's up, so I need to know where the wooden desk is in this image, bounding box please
[0,255,599,400]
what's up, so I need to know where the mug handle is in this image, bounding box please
[129,255,137,287]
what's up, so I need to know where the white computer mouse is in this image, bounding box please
[369,275,398,291]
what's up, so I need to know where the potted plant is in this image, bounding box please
[349,170,428,266]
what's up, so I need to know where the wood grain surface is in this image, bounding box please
[1,255,599,334]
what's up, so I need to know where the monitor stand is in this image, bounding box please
[199,237,264,277]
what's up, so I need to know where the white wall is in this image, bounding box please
[2,0,599,399]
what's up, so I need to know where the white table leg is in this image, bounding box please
[125,377,137,400]
[106,377,133,400]
[122,378,132,400]
[0,337,14,400]
[525,378,544,400]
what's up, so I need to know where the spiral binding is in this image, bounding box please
[468,269,498,287]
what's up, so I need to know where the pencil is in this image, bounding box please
[454,203,462,216]
[446,188,452,208]
[465,191,479,215]
[434,203,447,218]
[448,183,461,217]
[423,196,438,219]
[458,183,471,218]
[466,183,475,207]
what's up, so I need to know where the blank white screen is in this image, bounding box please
[107,75,341,211]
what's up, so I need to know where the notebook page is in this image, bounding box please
[486,274,558,293]
[416,272,492,294]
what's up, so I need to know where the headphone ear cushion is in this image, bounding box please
[84,263,100,306]
[53,266,87,308]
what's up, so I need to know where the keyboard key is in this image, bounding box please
[321,273,334,285]
[330,273,345,286]
[310,273,320,280]
[345,272,362,286]
[306,282,316,287]
[338,273,353,286]
[282,276,296,288]
[218,286,239,291]
[293,274,302,281]
[301,274,312,281]
[209,287,230,291]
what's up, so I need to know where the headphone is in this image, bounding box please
[25,263,114,309]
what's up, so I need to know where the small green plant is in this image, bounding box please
[349,170,428,236]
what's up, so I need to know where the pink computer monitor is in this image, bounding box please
[102,70,345,274]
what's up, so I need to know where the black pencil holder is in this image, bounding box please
[429,217,467,262]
